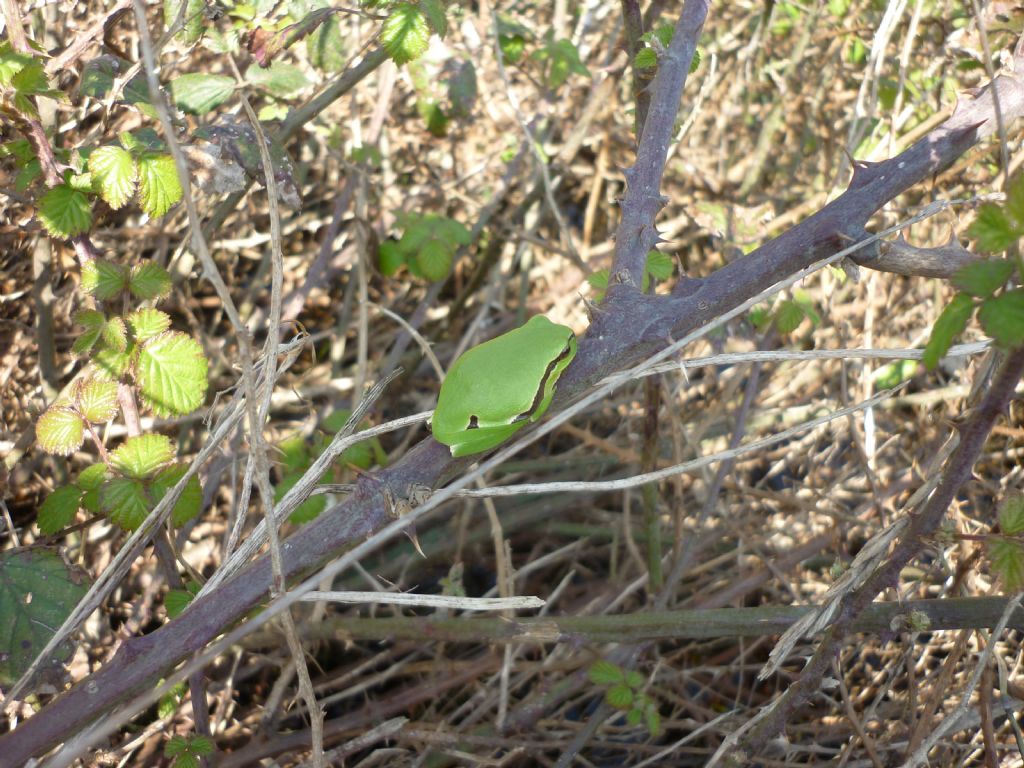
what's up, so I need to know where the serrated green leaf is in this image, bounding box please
[75,379,119,423]
[101,316,128,352]
[119,128,166,155]
[189,736,214,756]
[67,172,94,192]
[158,681,187,718]
[1006,174,1024,228]
[165,735,189,757]
[532,37,590,89]
[626,707,643,726]
[644,706,661,735]
[136,331,209,417]
[589,660,624,685]
[164,588,194,618]
[72,310,106,355]
[0,138,34,164]
[645,250,673,281]
[15,159,42,192]
[382,3,430,66]
[121,74,160,119]
[110,434,174,478]
[82,259,129,300]
[129,262,173,300]
[137,153,183,218]
[624,670,644,689]
[969,203,1021,252]
[279,472,327,523]
[378,240,406,276]
[988,537,1024,591]
[652,23,673,47]
[88,146,137,210]
[419,99,448,136]
[310,18,345,72]
[874,359,917,389]
[153,463,203,527]
[101,477,151,530]
[606,683,634,709]
[774,300,805,334]
[499,33,525,62]
[952,259,1016,298]
[923,293,974,370]
[0,42,33,87]
[12,60,59,98]
[91,343,135,380]
[164,0,205,44]
[128,308,172,340]
[38,486,84,535]
[244,62,310,98]
[80,56,121,99]
[12,89,39,120]
[978,289,1024,347]
[38,184,92,238]
[999,495,1024,536]
[421,0,447,37]
[169,73,235,114]
[634,47,657,69]
[416,238,452,281]
[78,463,109,490]
[587,269,610,301]
[0,549,89,686]
[36,406,86,456]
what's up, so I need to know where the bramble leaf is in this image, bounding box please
[244,62,310,98]
[74,379,119,423]
[169,73,235,114]
[531,36,589,89]
[606,683,634,709]
[101,477,151,530]
[110,434,175,478]
[952,259,1016,298]
[88,146,137,209]
[978,289,1024,348]
[417,238,451,282]
[36,407,85,456]
[999,494,1024,536]
[421,0,447,38]
[588,660,625,685]
[0,549,89,686]
[164,0,205,44]
[922,293,974,370]
[988,537,1024,591]
[38,486,83,535]
[382,3,430,66]
[81,259,129,300]
[645,250,674,281]
[774,299,805,334]
[969,203,1020,252]
[127,308,172,340]
[38,184,92,238]
[136,331,209,417]
[72,310,106,355]
[587,269,610,302]
[101,316,128,352]
[153,463,203,527]
[129,262,172,300]
[91,342,135,380]
[137,153,183,218]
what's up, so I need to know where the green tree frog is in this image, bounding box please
[431,315,577,457]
